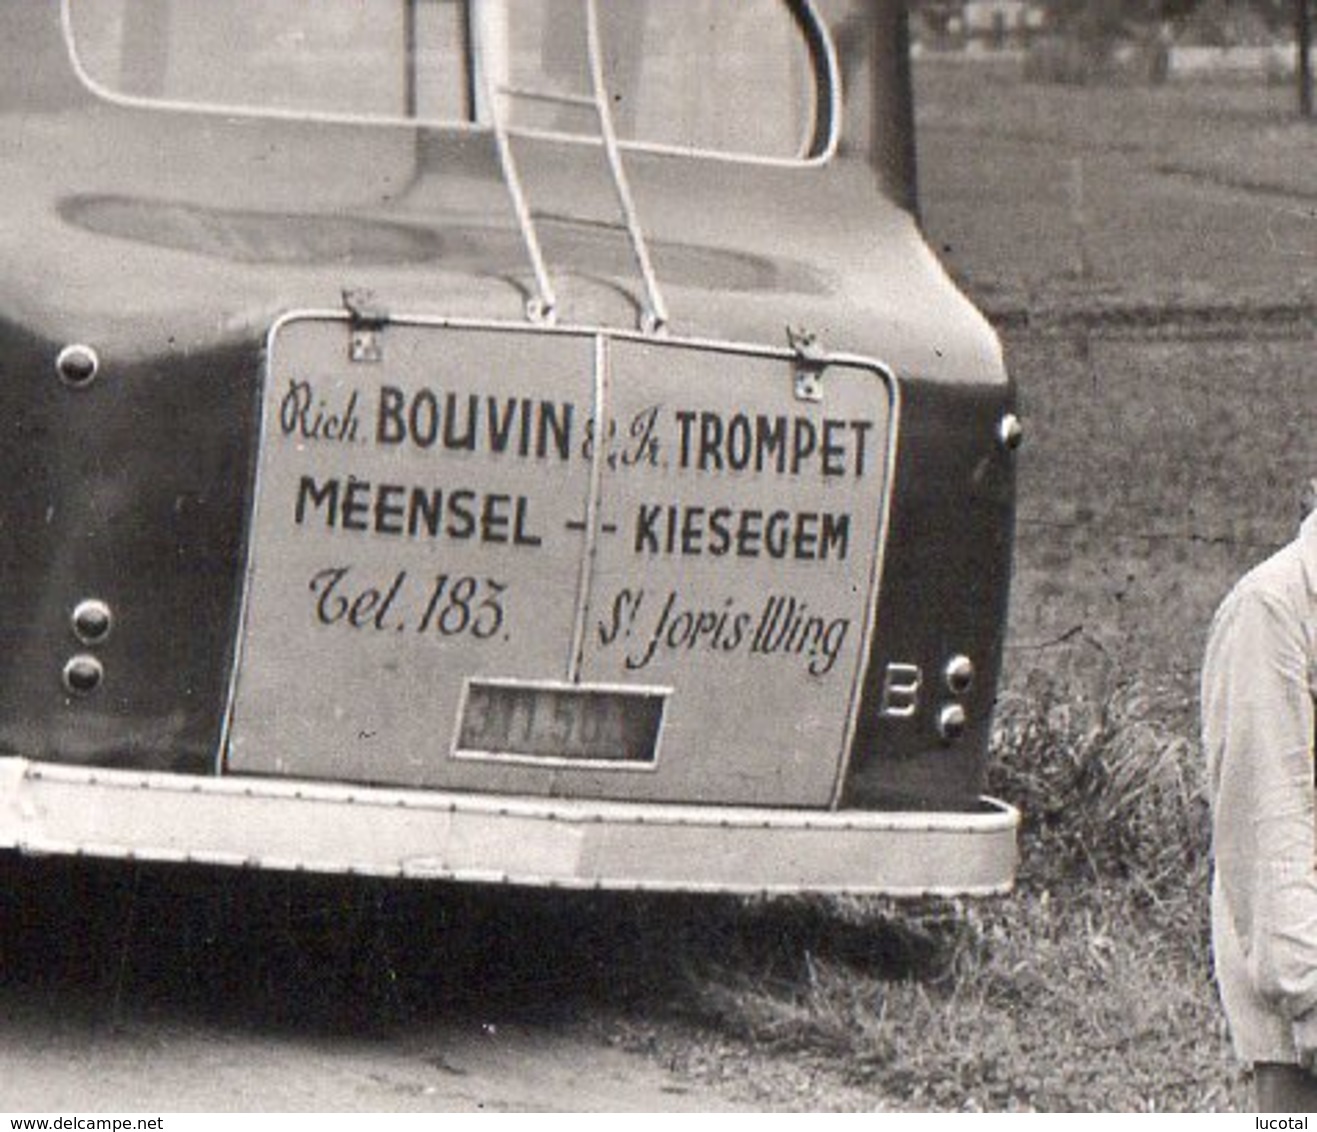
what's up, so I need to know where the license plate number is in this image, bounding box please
[456,681,665,765]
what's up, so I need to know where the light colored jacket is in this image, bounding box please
[1202,511,1317,1064]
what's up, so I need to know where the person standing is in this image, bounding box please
[1202,489,1317,1111]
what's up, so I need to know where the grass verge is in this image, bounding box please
[627,673,1240,1111]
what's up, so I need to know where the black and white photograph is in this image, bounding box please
[0,0,1313,1115]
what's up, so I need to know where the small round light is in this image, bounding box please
[56,344,100,389]
[62,654,104,696]
[944,654,975,695]
[997,412,1023,451]
[937,703,968,743]
[71,599,113,645]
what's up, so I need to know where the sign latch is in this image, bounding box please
[343,288,389,364]
[787,325,826,403]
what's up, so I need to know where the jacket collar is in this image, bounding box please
[1300,510,1317,599]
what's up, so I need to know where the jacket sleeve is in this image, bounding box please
[1205,584,1317,1023]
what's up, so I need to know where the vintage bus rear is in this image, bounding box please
[0,0,1019,894]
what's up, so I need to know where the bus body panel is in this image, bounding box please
[0,0,1018,891]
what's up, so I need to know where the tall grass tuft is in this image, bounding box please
[989,671,1211,905]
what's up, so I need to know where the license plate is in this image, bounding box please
[455,681,664,765]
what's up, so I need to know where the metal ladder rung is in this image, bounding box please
[483,0,668,334]
[499,84,596,109]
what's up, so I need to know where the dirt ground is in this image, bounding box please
[0,858,761,1113]
[0,1001,742,1113]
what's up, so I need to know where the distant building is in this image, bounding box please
[915,0,1046,51]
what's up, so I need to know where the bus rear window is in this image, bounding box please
[66,0,471,120]
[64,0,836,163]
